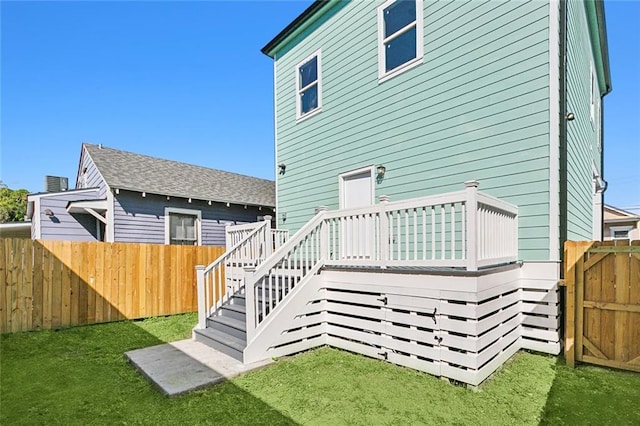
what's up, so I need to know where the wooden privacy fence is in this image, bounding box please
[564,240,640,372]
[0,238,224,334]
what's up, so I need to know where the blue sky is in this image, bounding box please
[1,1,638,212]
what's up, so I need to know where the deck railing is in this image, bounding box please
[244,181,519,344]
[197,216,290,329]
[196,218,270,329]
[225,220,289,251]
[321,180,518,270]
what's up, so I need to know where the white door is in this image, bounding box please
[339,167,374,259]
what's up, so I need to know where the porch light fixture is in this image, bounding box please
[566,112,575,121]
[44,209,54,216]
[376,165,386,183]
[278,163,286,175]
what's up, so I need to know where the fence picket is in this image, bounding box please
[564,240,640,372]
[0,238,223,333]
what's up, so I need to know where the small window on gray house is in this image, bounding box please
[296,50,322,120]
[378,0,423,81]
[165,207,201,245]
[611,227,631,240]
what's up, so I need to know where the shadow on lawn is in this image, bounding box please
[0,318,297,425]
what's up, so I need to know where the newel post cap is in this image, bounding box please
[464,180,480,188]
[379,195,390,203]
[263,215,272,221]
[315,206,329,213]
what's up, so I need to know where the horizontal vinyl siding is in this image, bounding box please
[38,189,102,241]
[565,0,600,241]
[274,0,551,261]
[113,191,266,245]
[78,148,108,198]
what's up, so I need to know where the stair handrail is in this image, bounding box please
[196,219,271,329]
[244,210,328,341]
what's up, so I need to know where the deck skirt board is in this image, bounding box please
[203,262,559,385]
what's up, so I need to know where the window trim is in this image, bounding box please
[295,49,322,122]
[610,226,632,240]
[164,207,202,245]
[377,0,424,83]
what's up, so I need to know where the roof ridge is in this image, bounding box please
[84,143,273,183]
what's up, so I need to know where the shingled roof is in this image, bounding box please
[83,144,275,207]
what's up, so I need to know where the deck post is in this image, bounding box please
[196,265,206,329]
[263,215,273,259]
[379,195,390,268]
[244,266,257,342]
[315,207,329,260]
[225,223,232,250]
[464,181,479,271]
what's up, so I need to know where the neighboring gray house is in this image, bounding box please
[26,143,275,245]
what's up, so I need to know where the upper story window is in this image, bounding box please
[165,207,201,245]
[378,0,424,82]
[296,50,322,121]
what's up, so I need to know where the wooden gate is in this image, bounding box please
[564,240,640,372]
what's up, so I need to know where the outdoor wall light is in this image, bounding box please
[377,165,386,178]
[281,212,287,222]
[566,112,575,121]
[44,209,54,216]
[278,163,286,175]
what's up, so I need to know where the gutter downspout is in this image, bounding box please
[559,0,568,274]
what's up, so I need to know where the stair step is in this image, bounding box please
[219,303,246,321]
[193,328,245,362]
[207,315,246,340]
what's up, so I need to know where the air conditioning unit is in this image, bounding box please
[45,176,69,192]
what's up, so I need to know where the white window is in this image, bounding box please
[610,226,632,240]
[296,50,322,120]
[378,0,424,82]
[164,207,201,245]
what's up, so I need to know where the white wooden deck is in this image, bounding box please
[196,183,560,386]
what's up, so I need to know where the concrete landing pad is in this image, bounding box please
[125,339,272,397]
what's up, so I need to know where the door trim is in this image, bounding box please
[338,165,375,209]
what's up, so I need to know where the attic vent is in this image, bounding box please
[45,175,69,192]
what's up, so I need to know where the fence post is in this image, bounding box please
[379,195,390,268]
[465,180,479,271]
[263,215,273,259]
[244,267,256,342]
[196,265,206,329]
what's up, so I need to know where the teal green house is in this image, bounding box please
[263,0,610,261]
[195,0,611,386]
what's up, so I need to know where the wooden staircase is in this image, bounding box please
[194,291,247,361]
[194,282,289,361]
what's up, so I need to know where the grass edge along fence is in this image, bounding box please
[563,240,640,373]
[0,238,224,333]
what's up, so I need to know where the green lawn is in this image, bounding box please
[1,314,638,425]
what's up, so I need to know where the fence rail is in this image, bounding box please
[0,238,224,334]
[564,240,640,372]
